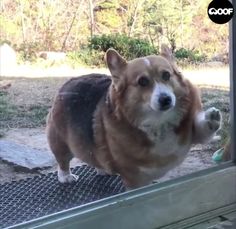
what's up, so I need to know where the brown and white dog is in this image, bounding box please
[46,45,222,189]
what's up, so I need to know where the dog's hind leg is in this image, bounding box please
[192,107,222,144]
[47,127,78,183]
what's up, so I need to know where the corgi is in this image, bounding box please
[46,45,222,189]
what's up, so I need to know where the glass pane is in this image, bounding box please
[0,1,234,227]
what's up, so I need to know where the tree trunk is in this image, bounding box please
[61,0,85,51]
[88,0,95,39]
[18,0,26,44]
[128,0,144,37]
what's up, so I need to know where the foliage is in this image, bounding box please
[175,48,206,63]
[142,0,195,50]
[16,42,42,62]
[0,0,229,65]
[89,34,158,60]
[67,49,105,67]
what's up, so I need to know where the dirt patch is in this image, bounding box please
[6,77,67,107]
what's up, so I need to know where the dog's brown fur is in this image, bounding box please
[222,138,231,161]
[47,46,221,188]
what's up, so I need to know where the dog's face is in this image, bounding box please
[106,46,186,125]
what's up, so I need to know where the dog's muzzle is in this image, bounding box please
[150,83,176,112]
[158,93,172,111]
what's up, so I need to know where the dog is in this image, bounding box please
[46,45,222,189]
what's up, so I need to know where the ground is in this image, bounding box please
[0,66,230,184]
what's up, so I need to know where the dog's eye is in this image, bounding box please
[138,76,150,87]
[162,71,171,81]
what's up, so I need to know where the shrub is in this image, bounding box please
[0,40,11,46]
[16,42,42,62]
[175,48,206,63]
[67,49,105,67]
[89,34,158,60]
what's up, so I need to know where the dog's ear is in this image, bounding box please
[106,49,127,79]
[161,44,182,78]
[160,44,174,62]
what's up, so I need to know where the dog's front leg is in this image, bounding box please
[192,107,222,144]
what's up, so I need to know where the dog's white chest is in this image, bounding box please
[141,122,189,154]
[139,122,191,179]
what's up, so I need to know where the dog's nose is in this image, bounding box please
[158,93,172,111]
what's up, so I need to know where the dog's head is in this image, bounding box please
[106,45,187,125]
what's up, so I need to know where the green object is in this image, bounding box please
[212,148,225,163]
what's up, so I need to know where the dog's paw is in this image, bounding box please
[205,107,221,131]
[58,171,78,183]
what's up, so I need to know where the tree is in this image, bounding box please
[0,0,229,59]
[142,0,195,51]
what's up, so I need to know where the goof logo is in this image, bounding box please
[207,0,234,24]
[208,8,233,16]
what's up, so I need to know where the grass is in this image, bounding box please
[0,91,17,127]
[0,90,49,130]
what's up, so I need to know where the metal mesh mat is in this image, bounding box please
[0,165,125,228]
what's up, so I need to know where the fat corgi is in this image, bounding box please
[47,45,222,189]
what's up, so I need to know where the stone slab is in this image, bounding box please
[0,140,56,170]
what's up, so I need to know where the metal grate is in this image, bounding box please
[0,165,125,228]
